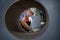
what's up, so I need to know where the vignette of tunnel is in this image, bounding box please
[5,0,49,39]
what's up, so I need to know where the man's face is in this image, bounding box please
[26,9,33,17]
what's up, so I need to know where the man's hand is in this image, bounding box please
[20,21,34,32]
[29,27,34,32]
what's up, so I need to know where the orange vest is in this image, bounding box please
[23,16,29,23]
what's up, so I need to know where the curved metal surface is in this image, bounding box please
[5,0,49,39]
[0,0,60,40]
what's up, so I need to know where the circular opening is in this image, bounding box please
[18,7,46,32]
[5,0,49,39]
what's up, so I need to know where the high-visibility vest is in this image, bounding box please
[23,16,29,23]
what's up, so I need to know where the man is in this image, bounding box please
[20,8,42,32]
[23,8,33,26]
[20,8,34,32]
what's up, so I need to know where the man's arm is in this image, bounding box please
[20,21,33,32]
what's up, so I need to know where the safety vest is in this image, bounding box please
[23,16,29,23]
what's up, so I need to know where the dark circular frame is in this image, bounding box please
[5,0,49,39]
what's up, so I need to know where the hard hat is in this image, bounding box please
[30,8,41,15]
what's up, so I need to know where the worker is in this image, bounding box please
[19,8,34,32]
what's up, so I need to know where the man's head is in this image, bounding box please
[26,8,33,17]
[26,8,41,17]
